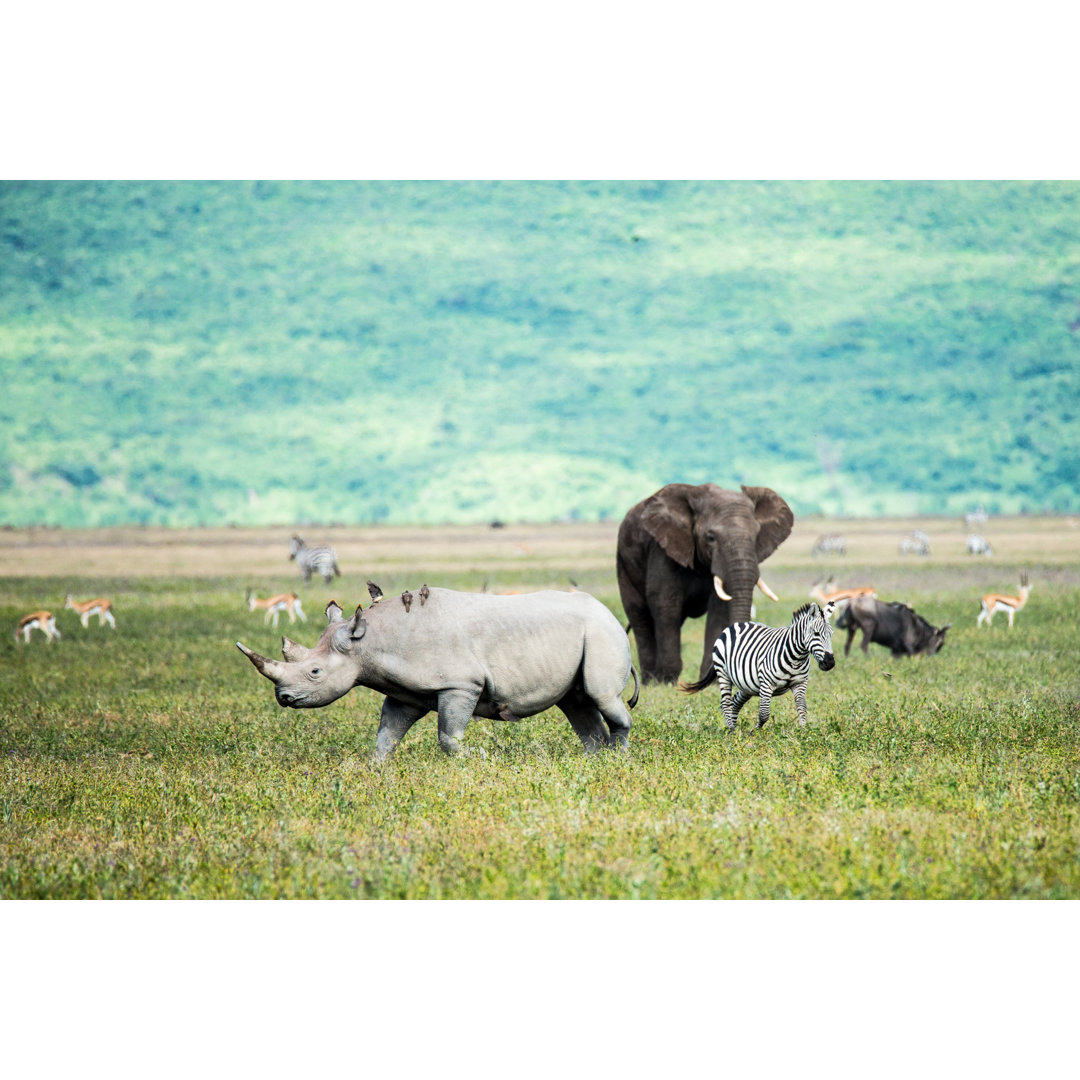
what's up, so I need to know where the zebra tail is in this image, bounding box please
[679,670,716,694]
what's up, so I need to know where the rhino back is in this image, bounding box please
[357,588,626,714]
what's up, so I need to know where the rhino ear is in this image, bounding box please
[347,604,367,642]
[325,600,344,623]
[742,485,794,562]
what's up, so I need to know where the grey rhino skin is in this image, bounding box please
[237,587,638,760]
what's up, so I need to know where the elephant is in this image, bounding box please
[616,483,794,684]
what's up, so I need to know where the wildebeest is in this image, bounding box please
[837,595,950,656]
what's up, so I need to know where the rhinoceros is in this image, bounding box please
[236,587,638,759]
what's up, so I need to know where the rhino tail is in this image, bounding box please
[627,665,640,709]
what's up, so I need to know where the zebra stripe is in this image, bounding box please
[289,535,341,584]
[683,602,836,731]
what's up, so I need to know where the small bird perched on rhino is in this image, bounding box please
[237,586,638,759]
[367,580,384,604]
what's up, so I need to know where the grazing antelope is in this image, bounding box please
[64,594,116,629]
[809,578,877,612]
[246,591,307,627]
[977,576,1032,628]
[15,611,61,643]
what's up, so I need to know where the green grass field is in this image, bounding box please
[2,520,1078,899]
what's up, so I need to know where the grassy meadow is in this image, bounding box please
[1,516,1078,899]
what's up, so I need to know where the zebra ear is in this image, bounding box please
[325,600,344,623]
[823,600,837,621]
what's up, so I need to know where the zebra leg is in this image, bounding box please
[375,697,428,761]
[717,677,738,732]
[731,689,752,717]
[793,681,809,726]
[755,687,774,729]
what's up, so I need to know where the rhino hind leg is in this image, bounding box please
[557,693,614,753]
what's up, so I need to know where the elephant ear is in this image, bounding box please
[640,485,696,569]
[741,485,794,562]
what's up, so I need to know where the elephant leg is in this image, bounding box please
[627,611,660,684]
[436,688,483,756]
[375,697,428,761]
[699,601,732,681]
[651,614,685,684]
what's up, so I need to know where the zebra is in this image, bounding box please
[899,530,931,556]
[811,533,847,557]
[966,533,993,556]
[288,535,341,584]
[680,601,837,730]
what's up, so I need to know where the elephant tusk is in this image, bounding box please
[713,575,733,602]
[236,641,286,684]
[756,577,780,602]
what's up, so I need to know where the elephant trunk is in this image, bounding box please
[713,559,759,623]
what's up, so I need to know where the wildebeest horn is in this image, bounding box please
[713,575,733,601]
[756,577,780,602]
[236,641,286,683]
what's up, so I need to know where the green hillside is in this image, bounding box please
[1,180,1078,527]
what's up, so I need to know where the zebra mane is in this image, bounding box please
[792,602,820,620]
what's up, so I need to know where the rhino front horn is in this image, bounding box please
[236,641,286,684]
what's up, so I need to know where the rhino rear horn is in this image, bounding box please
[281,636,311,662]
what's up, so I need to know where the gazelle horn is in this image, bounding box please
[713,576,733,601]
[236,641,286,683]
[756,577,780,602]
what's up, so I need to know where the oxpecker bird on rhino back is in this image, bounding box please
[236,587,639,760]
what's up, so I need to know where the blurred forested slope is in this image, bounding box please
[1,180,1078,526]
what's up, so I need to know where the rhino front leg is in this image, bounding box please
[436,688,483,756]
[375,697,428,761]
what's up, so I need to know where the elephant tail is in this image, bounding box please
[678,670,715,695]
[626,665,640,709]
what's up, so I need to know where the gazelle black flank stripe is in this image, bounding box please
[687,602,836,730]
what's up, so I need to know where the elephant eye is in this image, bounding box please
[704,531,716,542]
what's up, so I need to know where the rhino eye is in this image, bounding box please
[310,667,322,677]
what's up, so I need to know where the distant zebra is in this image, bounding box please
[288,535,341,584]
[899,530,931,556]
[811,534,847,557]
[680,602,837,730]
[966,533,993,556]
[964,507,988,528]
